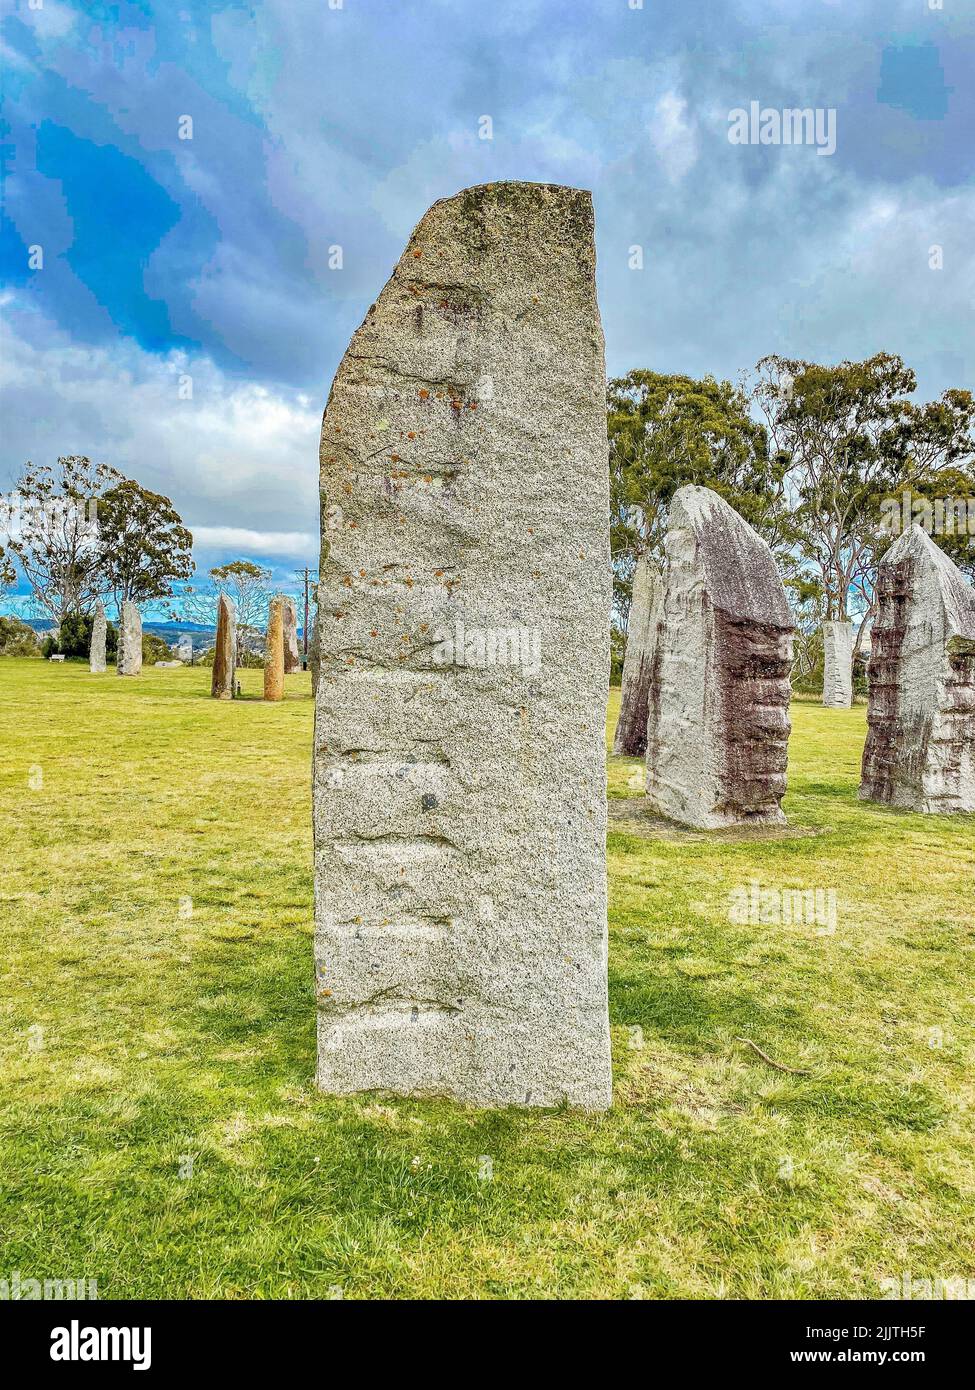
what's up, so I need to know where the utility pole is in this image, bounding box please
[294,566,318,670]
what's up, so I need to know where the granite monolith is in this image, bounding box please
[264,596,284,701]
[313,181,612,1109]
[282,597,300,674]
[613,552,659,756]
[89,602,106,674]
[644,485,794,829]
[309,609,320,695]
[823,620,853,708]
[211,594,236,700]
[860,524,975,813]
[117,601,142,676]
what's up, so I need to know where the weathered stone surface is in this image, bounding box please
[860,524,975,813]
[117,601,142,676]
[822,620,853,708]
[89,602,106,674]
[613,552,659,756]
[645,485,794,829]
[263,596,284,701]
[282,597,301,674]
[211,594,236,699]
[313,181,612,1110]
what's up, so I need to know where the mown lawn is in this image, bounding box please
[0,658,972,1299]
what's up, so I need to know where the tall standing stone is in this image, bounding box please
[264,596,285,702]
[211,594,237,700]
[308,609,320,695]
[860,524,975,813]
[822,620,853,708]
[282,597,301,674]
[645,485,794,829]
[613,552,659,756]
[313,181,612,1110]
[117,601,142,676]
[89,602,107,674]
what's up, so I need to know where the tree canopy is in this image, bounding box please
[178,560,272,662]
[608,369,790,624]
[97,478,195,610]
[5,456,115,624]
[754,354,974,623]
[3,458,195,626]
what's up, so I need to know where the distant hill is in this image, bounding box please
[19,617,216,653]
[16,616,305,654]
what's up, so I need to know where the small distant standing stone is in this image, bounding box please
[282,597,300,674]
[613,551,659,756]
[822,620,853,708]
[264,596,285,701]
[89,602,107,674]
[308,609,320,695]
[211,594,237,700]
[860,524,975,813]
[117,601,143,676]
[645,485,794,829]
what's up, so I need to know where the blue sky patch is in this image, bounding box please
[877,42,951,121]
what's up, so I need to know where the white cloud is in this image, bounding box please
[191,526,317,557]
[651,92,699,184]
[0,301,323,568]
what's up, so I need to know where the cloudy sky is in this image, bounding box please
[2,0,972,613]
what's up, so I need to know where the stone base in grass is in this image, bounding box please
[608,797,827,843]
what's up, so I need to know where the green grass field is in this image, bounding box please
[1,658,972,1299]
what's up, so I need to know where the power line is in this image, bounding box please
[294,566,319,670]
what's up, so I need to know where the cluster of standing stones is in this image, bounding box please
[309,181,974,1112]
[87,588,304,701]
[618,505,975,822]
[73,183,972,1109]
[87,594,149,678]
